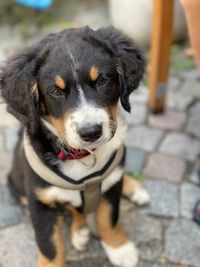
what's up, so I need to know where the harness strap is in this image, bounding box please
[23,129,125,213]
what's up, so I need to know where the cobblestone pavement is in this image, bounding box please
[0,25,200,267]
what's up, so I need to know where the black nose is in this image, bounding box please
[78,124,102,142]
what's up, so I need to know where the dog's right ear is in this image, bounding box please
[0,48,39,124]
[0,33,57,130]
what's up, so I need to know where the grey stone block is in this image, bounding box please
[131,85,148,104]
[186,101,200,139]
[0,170,8,188]
[126,126,163,152]
[164,219,200,267]
[143,153,186,183]
[0,187,22,229]
[180,182,200,219]
[189,165,200,185]
[0,133,3,152]
[0,223,37,267]
[0,152,13,172]
[159,133,200,161]
[121,103,147,125]
[120,211,163,261]
[148,111,186,131]
[141,180,179,218]
[4,126,19,152]
[0,104,19,128]
[167,78,200,110]
[125,148,146,174]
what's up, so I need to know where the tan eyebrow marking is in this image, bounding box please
[89,66,99,81]
[31,83,39,100]
[55,75,65,90]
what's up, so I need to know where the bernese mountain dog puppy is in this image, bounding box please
[0,26,150,267]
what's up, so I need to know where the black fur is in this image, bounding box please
[0,26,145,263]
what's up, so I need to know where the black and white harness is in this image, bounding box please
[23,129,125,214]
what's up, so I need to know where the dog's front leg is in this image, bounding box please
[29,199,65,267]
[96,180,139,267]
[67,206,90,251]
[122,174,150,206]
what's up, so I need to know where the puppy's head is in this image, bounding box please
[0,27,145,149]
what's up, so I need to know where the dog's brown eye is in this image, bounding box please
[50,87,63,96]
[97,77,108,87]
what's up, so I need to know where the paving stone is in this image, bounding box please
[148,111,186,131]
[0,170,8,187]
[122,213,163,261]
[0,152,13,172]
[180,182,200,219]
[141,180,179,218]
[131,85,148,104]
[0,133,3,152]
[167,89,194,111]
[121,103,147,125]
[186,114,200,139]
[126,126,163,152]
[4,126,19,152]
[180,69,200,80]
[0,187,23,229]
[189,100,200,115]
[138,262,165,267]
[143,153,186,183]
[68,257,112,267]
[167,78,200,110]
[159,133,200,161]
[125,148,146,174]
[167,75,182,92]
[0,104,19,128]
[189,164,200,184]
[0,223,37,267]
[186,101,200,138]
[164,219,200,267]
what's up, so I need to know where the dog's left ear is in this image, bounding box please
[96,26,145,112]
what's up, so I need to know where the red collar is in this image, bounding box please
[57,147,91,161]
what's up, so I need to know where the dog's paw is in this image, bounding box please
[130,186,150,206]
[101,241,139,267]
[72,227,90,251]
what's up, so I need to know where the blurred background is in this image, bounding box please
[0,1,200,267]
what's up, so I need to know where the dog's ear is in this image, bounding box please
[96,26,145,112]
[0,48,39,125]
[0,34,56,132]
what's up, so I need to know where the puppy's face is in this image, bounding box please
[1,27,145,149]
[39,40,119,149]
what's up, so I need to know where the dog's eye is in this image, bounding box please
[50,87,63,96]
[97,76,108,87]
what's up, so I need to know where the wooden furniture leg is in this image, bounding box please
[148,0,174,113]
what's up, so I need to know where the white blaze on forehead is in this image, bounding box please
[73,84,109,127]
[63,84,111,149]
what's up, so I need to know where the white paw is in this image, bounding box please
[72,227,90,251]
[131,186,150,206]
[102,241,139,267]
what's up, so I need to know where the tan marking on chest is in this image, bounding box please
[35,187,82,207]
[89,66,99,81]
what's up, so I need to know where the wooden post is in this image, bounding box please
[148,0,174,113]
